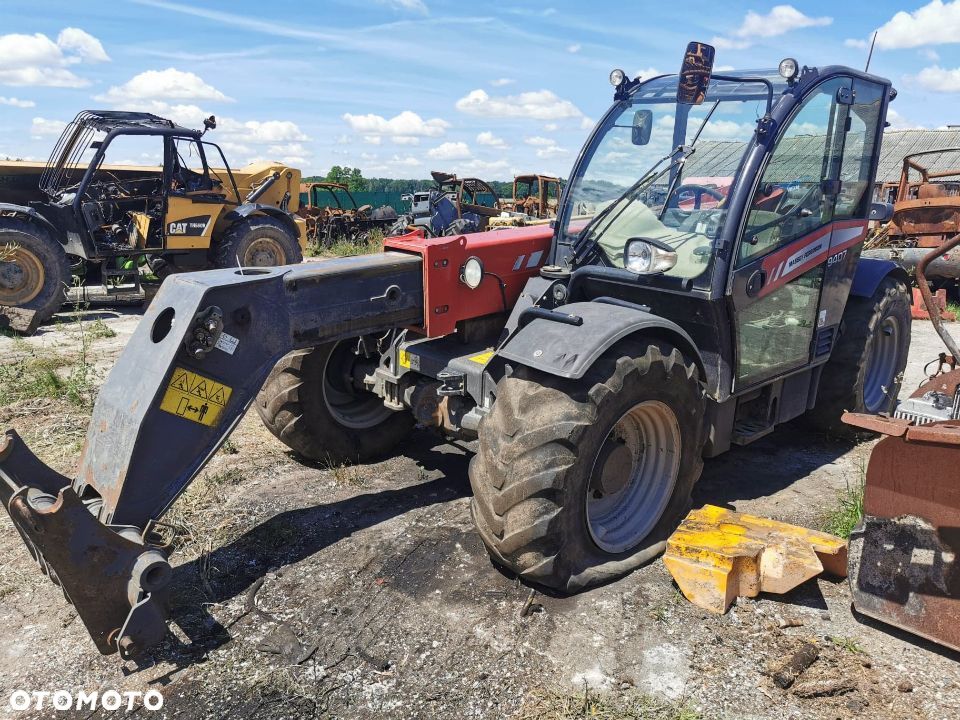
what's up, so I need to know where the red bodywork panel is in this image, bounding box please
[384,226,554,337]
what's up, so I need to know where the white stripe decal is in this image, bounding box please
[829,226,864,249]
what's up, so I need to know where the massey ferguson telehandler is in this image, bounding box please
[0,110,307,333]
[0,44,913,659]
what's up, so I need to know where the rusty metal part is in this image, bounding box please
[663,505,847,614]
[844,415,960,652]
[916,231,960,360]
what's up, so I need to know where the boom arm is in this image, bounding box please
[0,252,423,658]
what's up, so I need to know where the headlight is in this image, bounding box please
[778,58,799,81]
[609,68,626,87]
[460,256,484,289]
[625,239,677,274]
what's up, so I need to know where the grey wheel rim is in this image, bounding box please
[322,341,393,430]
[586,400,681,553]
[863,314,900,413]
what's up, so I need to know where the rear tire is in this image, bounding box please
[469,341,706,592]
[0,217,70,327]
[807,276,911,436]
[256,341,413,464]
[212,216,302,269]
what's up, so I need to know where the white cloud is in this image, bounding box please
[460,158,510,177]
[844,38,869,49]
[535,144,568,159]
[342,110,449,138]
[712,5,831,49]
[392,135,420,145]
[0,28,109,87]
[455,89,584,121]
[0,96,34,108]
[635,67,662,79]
[922,48,941,61]
[567,43,581,53]
[524,136,555,147]
[914,65,960,92]
[388,154,422,168]
[375,0,428,13]
[97,68,230,104]
[363,135,383,145]
[490,78,515,87]
[886,108,926,130]
[544,123,558,131]
[30,117,66,138]
[268,142,310,157]
[476,131,508,149]
[873,1,960,49]
[222,119,307,143]
[427,141,471,160]
[56,28,110,63]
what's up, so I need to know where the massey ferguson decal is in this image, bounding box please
[758,220,867,297]
[167,215,212,236]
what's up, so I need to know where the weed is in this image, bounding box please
[85,318,116,339]
[829,636,864,654]
[0,241,20,262]
[220,437,240,455]
[515,685,701,720]
[822,468,865,539]
[947,301,960,320]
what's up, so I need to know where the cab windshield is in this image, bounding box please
[564,71,787,285]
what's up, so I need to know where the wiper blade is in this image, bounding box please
[571,146,692,264]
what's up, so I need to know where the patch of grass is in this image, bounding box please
[0,346,96,407]
[829,636,864,654]
[515,686,701,720]
[309,228,386,258]
[947,301,960,320]
[822,471,865,539]
[220,437,240,455]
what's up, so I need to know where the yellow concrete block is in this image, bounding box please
[663,505,847,614]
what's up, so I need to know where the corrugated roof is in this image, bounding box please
[683,129,960,185]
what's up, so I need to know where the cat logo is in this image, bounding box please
[169,222,188,235]
[167,215,211,236]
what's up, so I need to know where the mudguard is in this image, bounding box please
[497,300,705,380]
[850,256,908,298]
[0,202,62,241]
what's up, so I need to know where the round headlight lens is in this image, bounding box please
[778,58,799,80]
[609,68,626,87]
[461,256,484,289]
[626,241,653,272]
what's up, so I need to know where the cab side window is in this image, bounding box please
[737,78,850,267]
[834,81,884,220]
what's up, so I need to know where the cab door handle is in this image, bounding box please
[746,269,766,297]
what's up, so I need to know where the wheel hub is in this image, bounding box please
[0,245,45,305]
[243,238,283,267]
[590,438,633,496]
[863,314,900,413]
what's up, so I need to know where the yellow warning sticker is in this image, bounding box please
[468,350,495,365]
[398,349,412,368]
[159,366,233,427]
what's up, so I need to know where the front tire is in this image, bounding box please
[807,276,911,436]
[256,341,413,464]
[469,341,706,592]
[0,217,70,328]
[213,216,302,269]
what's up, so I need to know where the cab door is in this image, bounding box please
[163,137,220,250]
[729,76,875,391]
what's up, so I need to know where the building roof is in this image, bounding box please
[683,129,960,185]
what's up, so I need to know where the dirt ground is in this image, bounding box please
[0,307,958,719]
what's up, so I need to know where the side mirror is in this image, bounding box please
[677,41,715,106]
[632,109,653,146]
[869,202,894,222]
[202,116,217,135]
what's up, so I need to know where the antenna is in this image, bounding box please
[865,32,878,73]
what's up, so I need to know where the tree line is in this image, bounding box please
[304,166,516,198]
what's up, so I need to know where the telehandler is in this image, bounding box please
[0,110,307,333]
[0,44,912,658]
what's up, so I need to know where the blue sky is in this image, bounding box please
[1,1,959,179]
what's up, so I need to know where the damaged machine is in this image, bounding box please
[1,45,914,658]
[844,232,960,653]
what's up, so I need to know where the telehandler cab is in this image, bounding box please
[0,110,307,333]
[0,44,911,659]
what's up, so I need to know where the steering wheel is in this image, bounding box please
[666,184,725,210]
[774,182,821,216]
